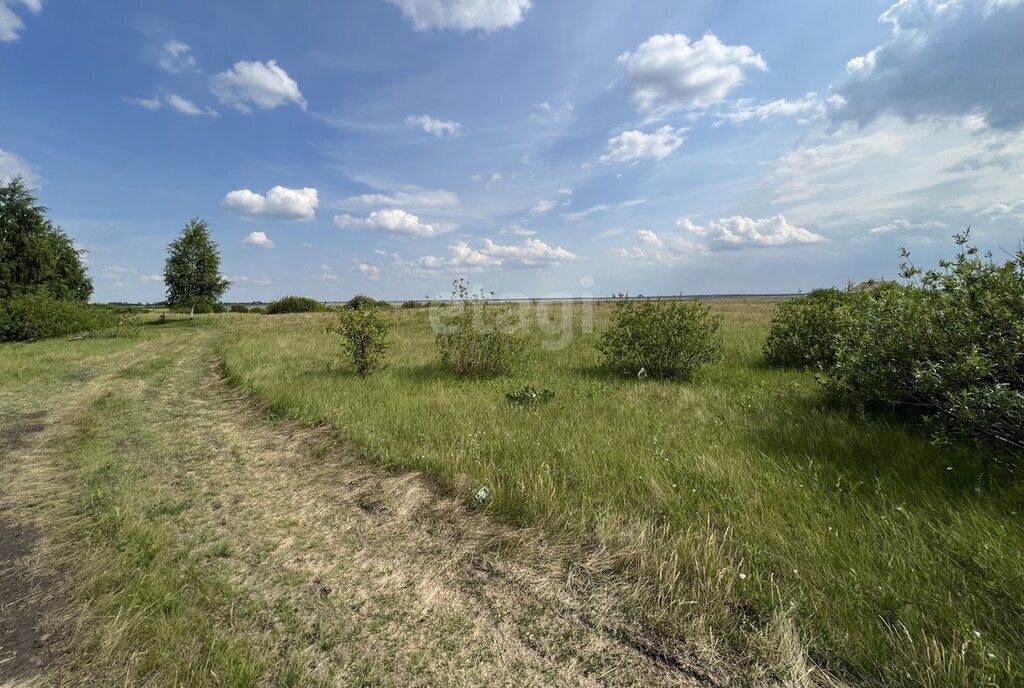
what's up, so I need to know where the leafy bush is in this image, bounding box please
[265,296,329,315]
[229,304,250,314]
[401,300,427,309]
[822,283,938,408]
[328,307,392,376]
[249,307,266,315]
[505,385,554,407]
[823,232,1024,462]
[763,289,855,369]
[599,299,723,380]
[435,279,529,377]
[345,294,391,311]
[0,294,120,341]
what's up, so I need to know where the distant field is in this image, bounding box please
[219,300,1023,687]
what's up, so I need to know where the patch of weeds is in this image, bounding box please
[505,385,555,407]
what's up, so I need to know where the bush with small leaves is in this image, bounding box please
[345,294,391,311]
[599,299,722,380]
[435,279,529,377]
[823,231,1024,464]
[0,294,120,341]
[763,289,856,369]
[265,296,329,315]
[401,300,427,309]
[328,307,392,376]
[229,304,250,314]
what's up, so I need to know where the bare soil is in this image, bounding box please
[0,412,63,683]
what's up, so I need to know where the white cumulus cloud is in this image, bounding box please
[387,0,531,31]
[406,114,461,137]
[159,39,198,74]
[409,237,575,273]
[334,209,453,237]
[601,126,685,163]
[612,229,705,267]
[614,215,823,265]
[678,215,826,249]
[618,33,766,115]
[0,0,42,42]
[242,231,274,248]
[211,60,306,114]
[354,262,382,279]
[222,186,319,220]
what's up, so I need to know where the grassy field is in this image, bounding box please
[1,302,1020,687]
[0,317,711,687]
[218,300,1023,687]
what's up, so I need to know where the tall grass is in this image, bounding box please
[218,302,1022,687]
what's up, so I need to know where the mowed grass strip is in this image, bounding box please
[220,301,1024,687]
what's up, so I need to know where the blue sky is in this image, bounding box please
[2,0,1022,302]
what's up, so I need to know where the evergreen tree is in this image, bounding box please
[0,176,92,302]
[163,218,230,319]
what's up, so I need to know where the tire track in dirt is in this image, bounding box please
[0,335,184,686]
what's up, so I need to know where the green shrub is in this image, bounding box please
[265,296,329,315]
[249,307,265,315]
[822,283,938,408]
[435,279,529,378]
[823,232,1024,462]
[345,294,391,311]
[401,300,427,309]
[229,304,250,314]
[599,299,722,380]
[763,289,855,369]
[328,308,392,376]
[0,294,120,341]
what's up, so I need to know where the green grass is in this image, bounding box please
[218,301,1024,687]
[0,322,271,686]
